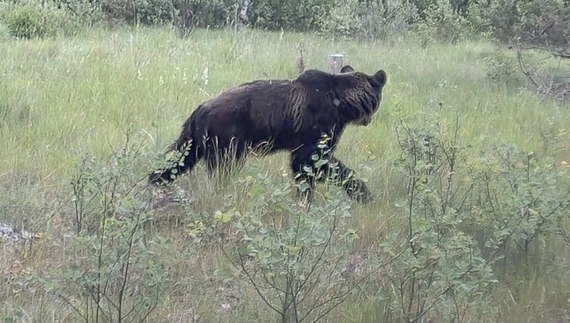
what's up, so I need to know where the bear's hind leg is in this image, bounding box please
[149,139,203,185]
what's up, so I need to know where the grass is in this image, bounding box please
[1,25,570,323]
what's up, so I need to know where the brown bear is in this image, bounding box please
[148,65,388,203]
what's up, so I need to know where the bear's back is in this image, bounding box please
[193,79,300,149]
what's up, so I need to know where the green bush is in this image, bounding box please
[384,105,570,322]
[483,48,520,85]
[316,0,417,41]
[25,130,174,323]
[171,0,237,28]
[386,108,497,322]
[206,163,399,323]
[248,0,331,31]
[3,0,569,46]
[358,0,418,41]
[316,0,363,39]
[0,0,82,39]
[414,0,469,45]
[53,0,105,25]
[475,0,570,45]
[101,0,177,26]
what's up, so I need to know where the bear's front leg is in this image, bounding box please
[327,157,372,203]
[290,143,372,204]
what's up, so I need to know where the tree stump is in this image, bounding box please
[328,54,345,74]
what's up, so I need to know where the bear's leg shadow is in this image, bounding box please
[290,143,372,203]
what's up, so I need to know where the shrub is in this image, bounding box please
[53,0,105,26]
[483,48,520,85]
[316,0,417,41]
[0,0,82,39]
[384,104,570,322]
[101,0,177,26]
[385,108,498,322]
[358,0,418,41]
[23,130,174,323]
[248,0,331,31]
[202,147,400,323]
[475,0,570,45]
[316,0,362,39]
[414,0,469,45]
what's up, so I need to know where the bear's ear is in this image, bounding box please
[340,65,355,73]
[370,69,387,88]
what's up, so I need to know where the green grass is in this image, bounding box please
[1,25,570,323]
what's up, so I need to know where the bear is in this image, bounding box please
[148,65,388,203]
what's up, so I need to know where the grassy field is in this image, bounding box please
[1,25,570,323]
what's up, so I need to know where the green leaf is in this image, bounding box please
[314,159,329,168]
[214,211,232,223]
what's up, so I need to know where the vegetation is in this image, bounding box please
[1,0,570,322]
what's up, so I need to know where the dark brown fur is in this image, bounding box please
[149,65,388,203]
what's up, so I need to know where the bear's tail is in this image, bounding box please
[148,117,203,186]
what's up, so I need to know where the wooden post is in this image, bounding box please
[328,54,345,74]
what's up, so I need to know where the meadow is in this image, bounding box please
[1,25,570,323]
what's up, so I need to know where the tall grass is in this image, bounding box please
[1,25,569,322]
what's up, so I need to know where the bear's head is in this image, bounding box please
[337,65,388,127]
